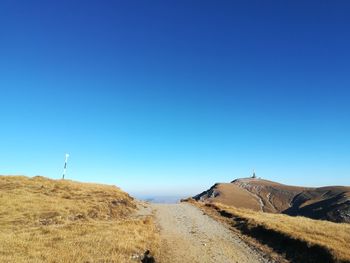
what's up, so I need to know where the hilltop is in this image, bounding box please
[0,175,159,262]
[193,178,350,223]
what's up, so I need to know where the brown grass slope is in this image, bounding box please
[0,175,159,263]
[200,202,350,263]
[193,178,350,223]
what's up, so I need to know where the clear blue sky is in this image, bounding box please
[0,1,349,196]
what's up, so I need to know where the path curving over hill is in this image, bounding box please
[151,203,269,263]
[193,178,350,223]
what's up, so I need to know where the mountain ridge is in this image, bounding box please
[193,177,350,223]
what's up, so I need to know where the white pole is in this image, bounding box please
[62,153,69,179]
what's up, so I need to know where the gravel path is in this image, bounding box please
[151,203,267,263]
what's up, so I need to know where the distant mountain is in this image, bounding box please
[140,195,184,204]
[193,178,350,223]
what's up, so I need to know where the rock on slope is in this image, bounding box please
[194,178,350,223]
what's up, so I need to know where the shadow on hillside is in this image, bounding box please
[215,209,342,263]
[283,192,349,223]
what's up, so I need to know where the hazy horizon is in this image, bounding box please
[1,1,349,195]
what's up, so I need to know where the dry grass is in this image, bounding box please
[211,202,350,262]
[0,175,159,263]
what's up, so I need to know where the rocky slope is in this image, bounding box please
[194,178,350,223]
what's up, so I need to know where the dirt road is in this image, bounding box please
[151,203,269,263]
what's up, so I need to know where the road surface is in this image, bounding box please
[151,203,269,263]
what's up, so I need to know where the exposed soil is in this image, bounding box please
[199,203,346,263]
[151,203,271,263]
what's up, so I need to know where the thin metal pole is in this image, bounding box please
[62,153,69,179]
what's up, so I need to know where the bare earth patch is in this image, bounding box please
[152,203,270,263]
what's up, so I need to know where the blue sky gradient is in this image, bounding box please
[0,1,349,196]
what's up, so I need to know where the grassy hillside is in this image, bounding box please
[191,200,350,263]
[0,175,159,262]
[194,178,350,223]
